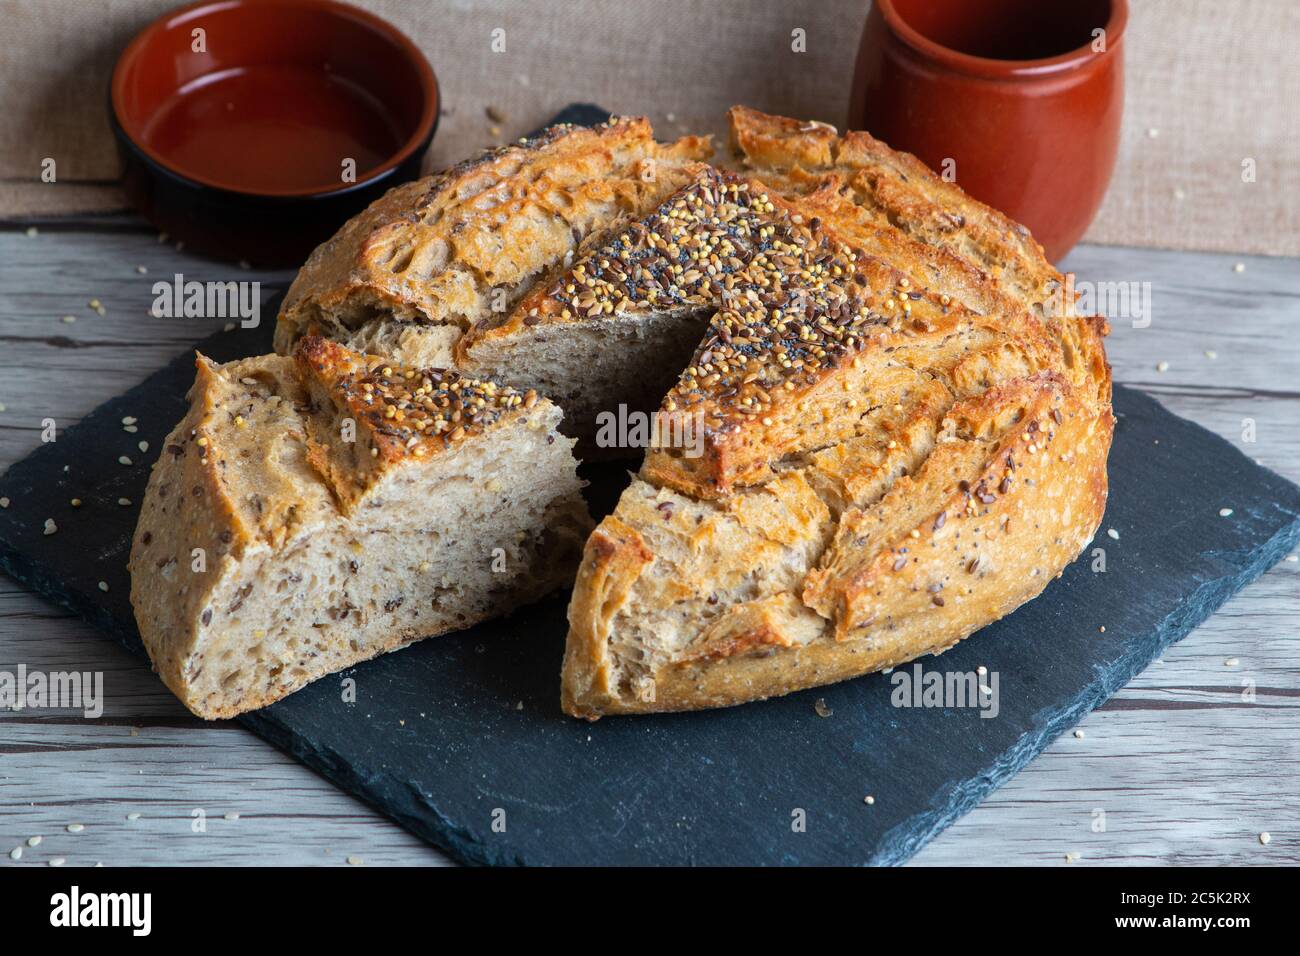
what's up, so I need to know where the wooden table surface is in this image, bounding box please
[0,217,1296,867]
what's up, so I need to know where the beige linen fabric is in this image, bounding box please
[0,0,1295,255]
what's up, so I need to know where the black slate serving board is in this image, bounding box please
[4,106,1300,866]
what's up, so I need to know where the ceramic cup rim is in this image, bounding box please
[875,0,1129,80]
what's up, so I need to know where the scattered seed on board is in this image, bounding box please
[67,823,84,833]
[43,518,57,535]
[25,226,38,237]
[61,314,76,324]
[1156,361,1169,372]
[71,498,82,507]
[138,441,149,453]
[27,836,41,847]
[1073,729,1085,739]
[813,698,833,718]
[126,812,141,822]
[1259,832,1271,845]
[1233,262,1245,273]
[1219,508,1233,517]
[224,812,240,821]
[118,498,132,506]
[1225,657,1239,667]
[1065,851,1081,863]
[1204,349,1217,359]
[0,498,8,508]
[8,847,20,861]
[863,795,875,805]
[49,858,65,867]
[119,456,132,466]
[976,665,987,676]
[346,855,364,866]
[1107,528,1119,540]
[98,582,109,592]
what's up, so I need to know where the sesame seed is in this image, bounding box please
[1065,851,1081,863]
[119,456,132,466]
[27,836,41,847]
[43,518,57,535]
[61,314,76,324]
[49,858,65,867]
[25,226,38,237]
[118,497,132,506]
[1156,361,1169,372]
[863,795,875,805]
[138,441,149,453]
[97,581,109,592]
[346,855,364,866]
[1219,507,1233,517]
[1225,657,1239,667]
[1204,349,1217,359]
[66,823,84,833]
[126,813,141,822]
[1233,262,1245,273]
[1073,729,1085,739]
[1107,528,1119,540]
[1259,832,1271,845]
[224,812,240,821]
[813,698,833,717]
[71,498,81,507]
[0,498,8,508]
[8,847,20,861]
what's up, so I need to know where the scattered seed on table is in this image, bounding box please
[224,813,240,821]
[118,498,131,506]
[98,582,109,592]
[1219,508,1233,517]
[0,497,8,508]
[122,416,137,425]
[43,518,57,535]
[138,441,149,453]
[1107,528,1119,540]
[61,315,76,324]
[8,847,20,861]
[49,858,65,867]
[1233,262,1245,273]
[346,855,364,866]
[1073,729,1085,739]
[27,836,41,847]
[1156,361,1169,372]
[126,813,141,822]
[1259,832,1271,845]
[813,698,833,718]
[25,226,38,237]
[66,824,84,833]
[136,265,148,274]
[1204,349,1218,359]
[1225,658,1239,667]
[1065,851,1081,863]
[123,425,138,433]
[863,795,875,805]
[118,456,132,466]
[70,498,81,507]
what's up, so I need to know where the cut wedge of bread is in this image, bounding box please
[128,337,590,718]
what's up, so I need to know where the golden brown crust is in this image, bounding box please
[276,118,712,358]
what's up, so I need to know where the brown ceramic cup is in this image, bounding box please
[850,0,1127,262]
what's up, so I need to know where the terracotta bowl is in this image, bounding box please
[850,0,1126,263]
[111,0,438,265]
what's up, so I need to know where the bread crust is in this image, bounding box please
[560,109,1114,719]
[275,118,712,360]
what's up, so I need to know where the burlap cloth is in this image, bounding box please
[2,0,1295,256]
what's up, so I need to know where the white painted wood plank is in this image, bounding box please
[1,225,1297,866]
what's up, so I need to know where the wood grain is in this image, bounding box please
[0,223,1295,866]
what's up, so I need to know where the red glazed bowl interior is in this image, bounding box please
[112,0,438,197]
